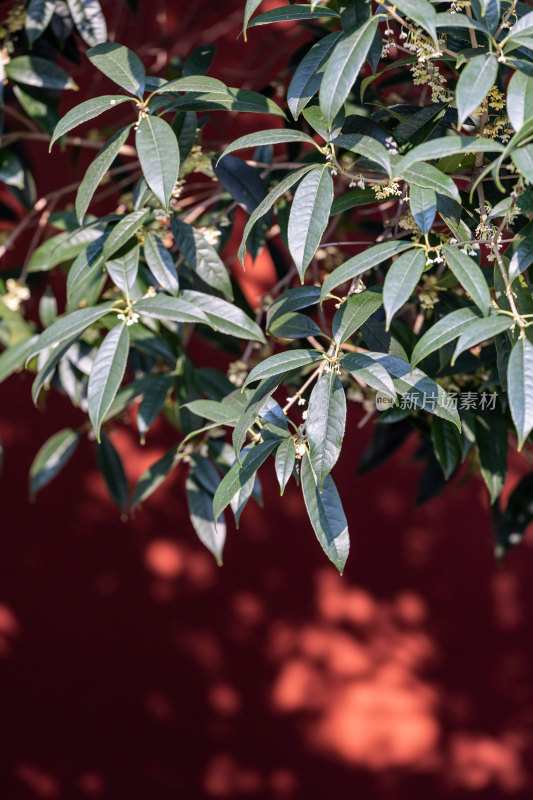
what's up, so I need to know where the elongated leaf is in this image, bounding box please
[106,242,140,292]
[452,314,514,363]
[133,294,210,325]
[332,133,391,177]
[66,238,107,311]
[239,164,315,263]
[332,287,383,345]
[29,428,80,498]
[275,437,296,496]
[457,54,498,125]
[303,103,344,142]
[319,17,378,125]
[76,126,131,223]
[213,155,270,219]
[383,249,425,329]
[393,136,504,176]
[212,439,278,522]
[25,0,56,45]
[301,451,349,574]
[87,42,145,97]
[29,302,114,358]
[5,56,77,91]
[248,5,340,31]
[88,323,130,440]
[184,399,241,424]
[268,311,323,339]
[506,70,533,132]
[50,95,132,149]
[411,306,481,366]
[137,373,173,443]
[136,115,180,208]
[441,245,491,315]
[179,290,265,342]
[103,210,150,260]
[243,0,264,39]
[341,352,397,399]
[511,145,533,185]
[508,336,533,449]
[143,232,179,294]
[288,31,342,119]
[431,417,462,479]
[410,185,436,235]
[0,335,39,382]
[475,411,508,503]
[153,75,229,95]
[232,376,282,457]
[267,285,321,327]
[320,241,413,300]
[288,167,333,281]
[307,371,346,490]
[243,349,323,388]
[67,0,107,46]
[97,432,128,513]
[130,446,179,510]
[400,162,460,201]
[183,44,215,78]
[218,129,317,162]
[0,150,24,188]
[395,0,437,40]
[171,218,232,299]
[186,474,226,565]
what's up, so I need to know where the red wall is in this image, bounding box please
[1,2,533,798]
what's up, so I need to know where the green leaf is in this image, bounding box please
[5,56,77,91]
[452,314,514,364]
[431,417,462,479]
[106,242,140,292]
[340,352,397,399]
[411,306,481,366]
[332,287,383,345]
[155,87,284,116]
[383,248,425,329]
[133,294,210,325]
[218,129,317,161]
[307,371,346,490]
[300,451,349,574]
[288,166,333,281]
[28,226,105,273]
[103,209,150,260]
[247,5,340,31]
[508,335,533,450]
[287,31,343,119]
[504,9,533,48]
[171,218,232,300]
[441,245,491,315]
[511,144,533,184]
[66,238,107,311]
[456,54,498,126]
[332,134,391,177]
[268,311,323,339]
[87,42,146,97]
[232,376,282,457]
[25,0,56,46]
[29,302,114,358]
[394,0,437,41]
[331,187,376,214]
[0,335,39,382]
[267,285,321,327]
[88,323,130,441]
[239,164,316,263]
[319,17,379,125]
[76,126,132,223]
[506,70,533,132]
[183,399,241,424]
[303,105,344,142]
[475,410,508,503]
[320,240,413,300]
[400,162,460,201]
[29,428,80,498]
[39,288,57,328]
[212,439,278,522]
[393,136,504,176]
[0,150,24,189]
[179,290,266,342]
[275,437,296,496]
[409,185,436,235]
[136,115,180,209]
[66,0,107,47]
[243,0,264,39]
[243,349,323,388]
[143,232,179,295]
[182,44,215,78]
[137,373,173,444]
[130,447,179,510]
[213,155,270,221]
[50,96,132,150]
[362,352,461,428]
[186,473,226,565]
[152,75,230,95]
[97,432,128,513]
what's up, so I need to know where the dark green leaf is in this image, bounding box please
[136,115,180,208]
[25,0,56,45]
[508,335,533,450]
[66,0,107,47]
[6,55,77,91]
[143,232,179,295]
[130,446,179,510]
[87,42,146,97]
[288,31,343,119]
[133,294,210,325]
[76,126,132,223]
[186,473,226,565]
[441,245,491,315]
[171,218,233,300]
[409,185,436,235]
[179,290,266,342]
[307,371,346,490]
[431,417,462,479]
[243,349,323,387]
[452,314,514,364]
[50,95,132,149]
[88,323,130,440]
[29,302,114,358]
[29,428,79,498]
[383,248,425,329]
[332,286,383,345]
[275,437,296,495]
[456,54,498,125]
[103,209,150,260]
[212,439,278,522]
[411,306,481,366]
[320,240,413,300]
[97,432,129,513]
[475,410,508,503]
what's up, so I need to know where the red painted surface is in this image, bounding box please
[1,2,533,798]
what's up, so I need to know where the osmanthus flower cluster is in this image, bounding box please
[2,0,533,570]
